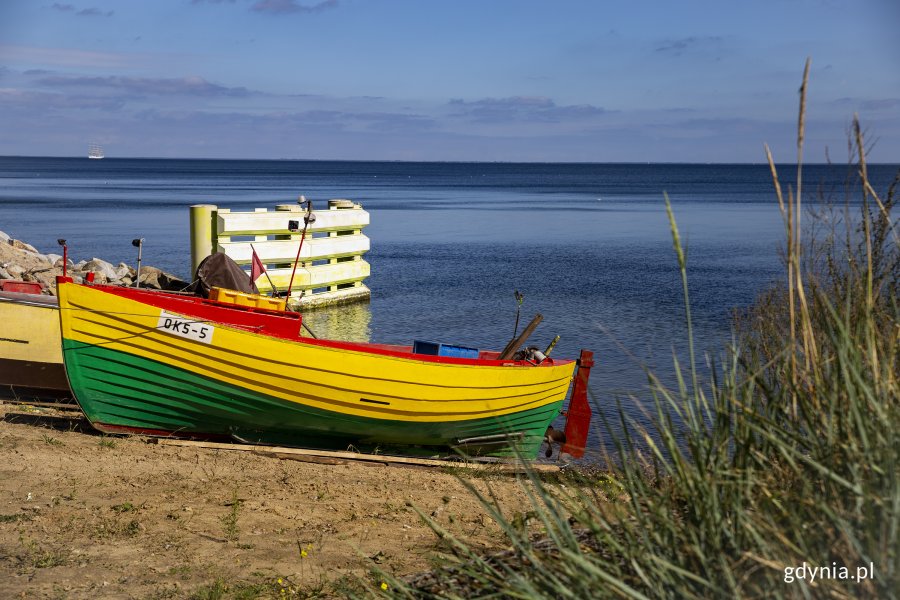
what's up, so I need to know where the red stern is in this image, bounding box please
[561,349,594,458]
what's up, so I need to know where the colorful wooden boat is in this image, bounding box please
[56,278,591,458]
[0,281,301,401]
[0,289,70,400]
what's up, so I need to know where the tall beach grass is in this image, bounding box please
[371,63,899,599]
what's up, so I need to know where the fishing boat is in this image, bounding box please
[0,286,70,400]
[56,278,592,458]
[88,143,104,159]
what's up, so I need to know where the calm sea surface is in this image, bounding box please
[1,157,897,456]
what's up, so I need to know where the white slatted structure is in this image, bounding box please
[189,199,370,307]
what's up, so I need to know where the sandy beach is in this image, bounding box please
[0,401,561,599]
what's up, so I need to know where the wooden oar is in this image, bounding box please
[499,313,543,360]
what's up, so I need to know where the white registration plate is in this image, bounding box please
[156,310,214,344]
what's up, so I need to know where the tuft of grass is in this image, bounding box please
[90,503,143,539]
[188,575,328,599]
[111,501,136,513]
[123,518,141,536]
[98,435,117,449]
[30,548,68,569]
[93,515,142,539]
[221,490,242,542]
[146,585,180,600]
[375,63,900,599]
[41,433,63,446]
[16,538,69,572]
[189,579,228,600]
[0,513,31,524]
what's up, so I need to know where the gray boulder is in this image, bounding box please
[115,262,135,280]
[81,258,120,283]
[138,266,191,291]
[0,240,50,273]
[31,253,54,267]
[10,239,39,254]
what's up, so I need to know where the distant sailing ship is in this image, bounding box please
[88,143,104,159]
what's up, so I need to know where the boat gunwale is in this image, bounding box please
[0,291,59,308]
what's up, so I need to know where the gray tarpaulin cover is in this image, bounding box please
[193,252,253,298]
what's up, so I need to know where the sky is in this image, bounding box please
[1,0,898,162]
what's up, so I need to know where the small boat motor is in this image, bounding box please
[514,346,547,364]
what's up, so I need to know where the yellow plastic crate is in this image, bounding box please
[209,287,287,311]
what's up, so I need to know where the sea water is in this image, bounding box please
[1,157,896,455]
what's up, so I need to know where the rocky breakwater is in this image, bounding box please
[0,230,190,294]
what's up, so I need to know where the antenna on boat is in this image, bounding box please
[512,290,524,338]
[57,239,67,277]
[285,197,315,307]
[132,238,144,288]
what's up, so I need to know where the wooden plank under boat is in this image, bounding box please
[56,279,581,458]
[0,291,70,400]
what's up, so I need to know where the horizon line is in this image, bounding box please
[2,154,898,167]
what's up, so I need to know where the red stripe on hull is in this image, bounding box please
[91,421,233,442]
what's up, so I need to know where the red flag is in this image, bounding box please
[250,247,266,293]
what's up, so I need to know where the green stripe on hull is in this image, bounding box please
[62,339,562,458]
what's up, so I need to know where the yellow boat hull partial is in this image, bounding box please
[0,292,69,398]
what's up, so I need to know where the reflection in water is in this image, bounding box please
[301,302,372,343]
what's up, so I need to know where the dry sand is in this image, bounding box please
[0,401,564,599]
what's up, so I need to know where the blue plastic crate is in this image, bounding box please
[413,340,480,359]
